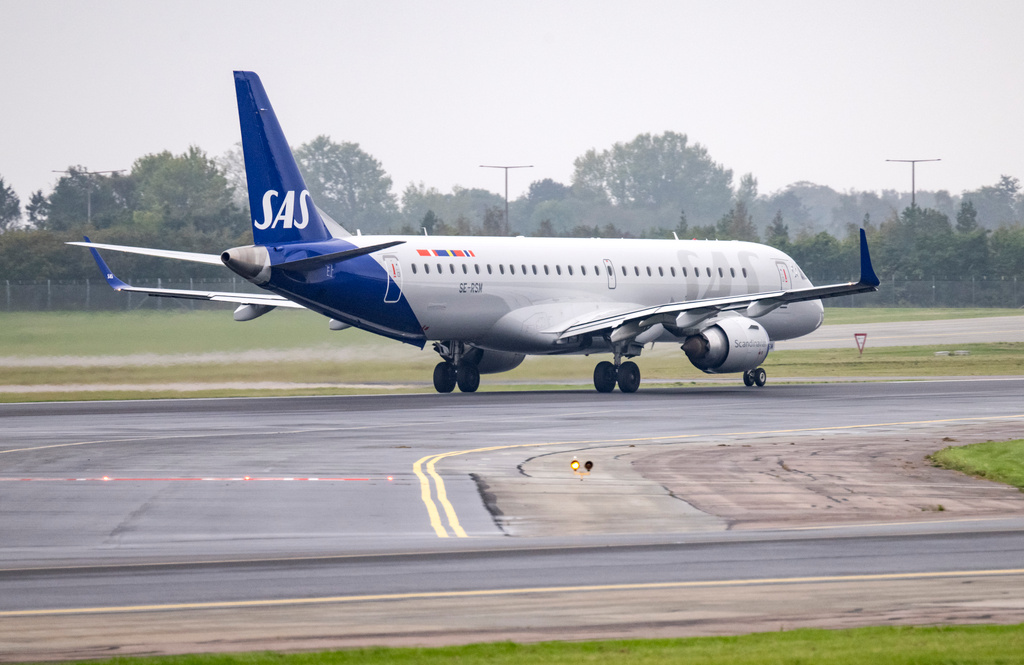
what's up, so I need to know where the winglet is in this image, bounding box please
[859,228,880,287]
[83,236,129,291]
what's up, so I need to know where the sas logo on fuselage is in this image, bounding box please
[254,190,313,230]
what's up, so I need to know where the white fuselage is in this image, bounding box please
[366,235,824,353]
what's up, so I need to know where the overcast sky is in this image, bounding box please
[3,0,1024,211]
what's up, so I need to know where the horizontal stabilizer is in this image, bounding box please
[67,240,223,265]
[273,240,405,272]
[79,237,304,310]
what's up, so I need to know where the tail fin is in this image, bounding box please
[234,71,330,245]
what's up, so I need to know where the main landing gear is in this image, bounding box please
[432,341,480,393]
[742,367,767,387]
[432,360,480,393]
[593,360,641,393]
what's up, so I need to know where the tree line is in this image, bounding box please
[2,131,1023,284]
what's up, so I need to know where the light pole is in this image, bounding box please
[480,164,532,234]
[52,169,125,225]
[885,158,940,208]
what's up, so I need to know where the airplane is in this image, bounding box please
[70,70,880,394]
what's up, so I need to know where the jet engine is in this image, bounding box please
[463,348,526,374]
[681,317,771,374]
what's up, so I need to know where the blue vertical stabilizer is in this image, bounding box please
[234,71,330,245]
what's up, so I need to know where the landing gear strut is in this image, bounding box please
[742,367,767,387]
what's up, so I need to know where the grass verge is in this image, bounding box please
[930,439,1024,491]
[2,308,1022,357]
[47,624,1024,665]
[821,307,1024,325]
[2,310,1023,402]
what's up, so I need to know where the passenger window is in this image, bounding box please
[670,267,676,277]
[499,264,505,275]
[450,264,455,274]
[556,265,562,275]
[607,265,613,276]
[544,265,550,275]
[742,268,747,278]
[658,267,664,277]
[706,267,711,277]
[462,264,468,274]
[621,266,627,276]
[475,264,481,274]
[718,267,723,278]
[522,264,527,275]
[487,264,493,274]
[424,264,430,274]
[581,266,587,276]
[509,264,514,275]
[437,263,443,273]
[730,267,735,277]
[646,267,652,276]
[682,267,687,277]
[532,265,538,275]
[634,266,640,276]
[568,266,574,276]
[411,264,418,274]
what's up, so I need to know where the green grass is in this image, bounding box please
[761,342,1024,379]
[930,439,1024,490]
[3,309,1021,357]
[822,307,1024,325]
[2,310,1023,402]
[0,310,372,356]
[37,625,1024,665]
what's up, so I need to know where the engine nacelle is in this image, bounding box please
[463,348,526,375]
[681,317,771,374]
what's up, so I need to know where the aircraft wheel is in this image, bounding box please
[617,361,641,393]
[593,361,617,393]
[433,361,457,393]
[456,362,480,393]
[753,367,767,387]
[742,370,755,387]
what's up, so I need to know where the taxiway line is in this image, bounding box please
[4,568,1022,618]
[415,413,1024,538]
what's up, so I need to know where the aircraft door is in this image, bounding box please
[603,259,616,289]
[383,255,403,303]
[776,260,792,290]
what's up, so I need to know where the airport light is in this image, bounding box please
[52,168,125,225]
[480,164,532,235]
[886,159,940,208]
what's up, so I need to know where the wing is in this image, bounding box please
[546,229,880,341]
[75,238,305,312]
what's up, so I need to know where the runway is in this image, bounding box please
[1,381,1024,658]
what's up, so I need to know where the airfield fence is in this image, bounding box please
[2,278,265,312]
[2,277,1021,311]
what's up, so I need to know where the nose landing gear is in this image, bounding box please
[742,367,767,387]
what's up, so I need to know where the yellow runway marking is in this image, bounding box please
[415,413,1024,538]
[4,568,1023,617]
